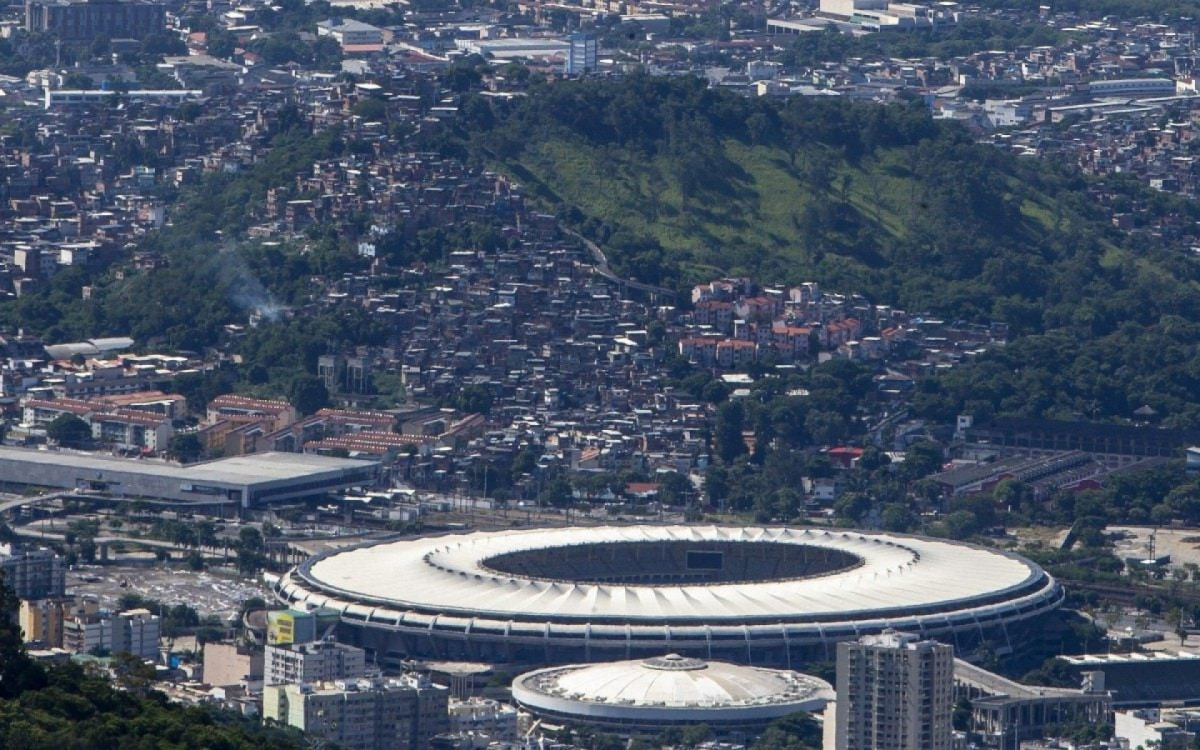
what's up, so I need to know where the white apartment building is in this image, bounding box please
[264,639,367,686]
[835,630,955,750]
[263,675,449,750]
[61,604,160,660]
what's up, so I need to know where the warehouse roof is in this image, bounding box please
[0,447,375,487]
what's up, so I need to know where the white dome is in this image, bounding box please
[552,654,819,707]
[511,655,833,732]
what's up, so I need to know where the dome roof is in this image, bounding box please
[511,655,833,727]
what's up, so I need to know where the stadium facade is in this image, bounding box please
[273,525,1064,667]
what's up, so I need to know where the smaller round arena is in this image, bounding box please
[511,654,833,737]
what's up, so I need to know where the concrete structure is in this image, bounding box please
[25,0,165,40]
[61,601,160,659]
[203,642,264,690]
[265,638,367,686]
[18,596,73,646]
[1116,709,1197,749]
[263,675,449,750]
[955,659,1111,749]
[1059,652,1200,707]
[0,447,379,508]
[42,89,201,108]
[0,543,65,600]
[447,697,519,741]
[1084,78,1177,98]
[454,37,569,60]
[317,18,384,46]
[266,607,340,646]
[564,31,597,75]
[817,0,957,28]
[835,631,955,750]
[275,525,1063,667]
[512,654,832,737]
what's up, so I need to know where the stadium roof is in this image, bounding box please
[290,525,1053,623]
[511,654,832,726]
[515,654,831,709]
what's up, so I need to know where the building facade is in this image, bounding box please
[263,675,449,750]
[25,0,166,41]
[564,31,597,75]
[60,600,160,659]
[265,639,367,686]
[18,596,73,646]
[835,631,955,750]
[0,543,65,600]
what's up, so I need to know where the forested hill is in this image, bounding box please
[442,75,1200,427]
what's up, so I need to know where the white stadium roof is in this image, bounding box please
[511,654,833,728]
[297,525,1044,621]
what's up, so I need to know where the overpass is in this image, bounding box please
[561,226,678,302]
[10,524,238,562]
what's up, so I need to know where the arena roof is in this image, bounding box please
[511,654,832,728]
[277,525,1062,665]
[515,654,830,709]
[295,525,1047,623]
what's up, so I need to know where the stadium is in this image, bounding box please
[273,525,1064,667]
[511,654,834,737]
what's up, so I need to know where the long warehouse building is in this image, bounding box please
[0,447,380,507]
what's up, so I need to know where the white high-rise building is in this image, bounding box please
[265,638,367,686]
[835,630,954,750]
[564,31,597,75]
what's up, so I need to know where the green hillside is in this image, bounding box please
[446,75,1200,425]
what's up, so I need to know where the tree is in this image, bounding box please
[168,433,203,463]
[752,712,821,750]
[351,98,387,122]
[46,414,90,446]
[715,401,747,464]
[538,477,574,508]
[289,375,329,416]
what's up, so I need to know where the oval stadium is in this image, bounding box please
[273,525,1064,667]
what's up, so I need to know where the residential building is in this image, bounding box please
[262,675,450,750]
[25,0,166,40]
[206,395,297,431]
[317,18,384,46]
[18,596,73,646]
[61,600,160,659]
[265,638,367,686]
[564,31,597,75]
[0,543,65,600]
[447,697,520,741]
[835,630,955,750]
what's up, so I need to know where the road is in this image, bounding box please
[560,226,677,299]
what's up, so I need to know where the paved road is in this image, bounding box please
[561,226,677,298]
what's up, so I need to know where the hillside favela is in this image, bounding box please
[3,0,1200,747]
